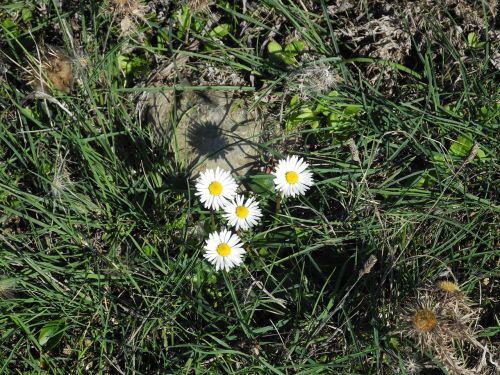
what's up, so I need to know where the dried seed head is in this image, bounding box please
[111,0,135,9]
[404,356,423,375]
[26,46,73,94]
[289,64,340,99]
[360,255,377,276]
[437,280,460,293]
[188,0,212,13]
[413,309,437,333]
[109,0,147,37]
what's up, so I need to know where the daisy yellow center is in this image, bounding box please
[413,309,437,332]
[235,206,249,219]
[208,181,223,196]
[285,171,299,185]
[216,243,231,257]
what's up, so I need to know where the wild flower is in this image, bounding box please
[223,195,262,231]
[195,167,237,210]
[203,229,246,272]
[272,155,314,197]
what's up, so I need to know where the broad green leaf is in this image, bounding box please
[466,32,486,48]
[295,107,316,120]
[277,52,298,66]
[286,107,317,131]
[344,104,362,115]
[267,40,282,54]
[177,5,191,39]
[142,244,156,257]
[449,134,474,157]
[117,55,132,75]
[268,41,298,66]
[258,247,270,257]
[247,173,275,195]
[432,152,446,165]
[117,54,149,78]
[38,320,65,348]
[210,23,230,38]
[449,134,486,160]
[315,101,329,115]
[284,40,305,54]
[22,8,33,23]
[1,18,20,38]
[1,18,16,31]
[327,112,342,125]
[467,32,478,47]
[290,95,300,108]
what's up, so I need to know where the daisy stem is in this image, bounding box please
[275,195,281,217]
[210,211,216,231]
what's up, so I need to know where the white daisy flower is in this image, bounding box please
[272,155,314,197]
[203,229,246,272]
[195,167,238,210]
[223,195,263,231]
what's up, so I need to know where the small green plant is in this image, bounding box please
[176,4,205,40]
[286,91,362,140]
[466,32,486,49]
[267,39,305,67]
[117,52,151,80]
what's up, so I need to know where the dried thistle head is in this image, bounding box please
[438,280,469,301]
[413,308,437,333]
[25,46,73,94]
[403,294,442,350]
[398,283,494,375]
[437,280,460,293]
